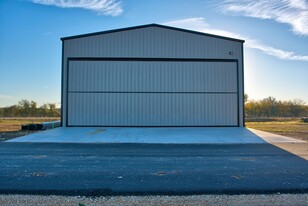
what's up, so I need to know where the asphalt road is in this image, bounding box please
[0,142,307,196]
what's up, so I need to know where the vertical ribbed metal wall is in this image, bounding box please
[68,93,238,126]
[61,25,244,127]
[68,61,237,93]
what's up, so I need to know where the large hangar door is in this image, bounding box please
[67,59,238,126]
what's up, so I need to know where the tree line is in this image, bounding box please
[0,99,60,117]
[245,96,308,117]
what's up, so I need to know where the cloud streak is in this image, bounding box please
[164,18,308,61]
[221,0,308,36]
[32,0,123,16]
[0,95,14,99]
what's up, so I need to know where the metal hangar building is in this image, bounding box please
[61,24,245,127]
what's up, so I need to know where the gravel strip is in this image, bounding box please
[0,194,307,206]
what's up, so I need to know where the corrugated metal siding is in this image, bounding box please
[67,60,238,126]
[68,61,237,93]
[68,93,238,126]
[64,27,242,59]
[62,26,244,127]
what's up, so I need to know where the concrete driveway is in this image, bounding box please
[0,142,307,196]
[7,127,303,144]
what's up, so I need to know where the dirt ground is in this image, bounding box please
[0,117,60,141]
[0,194,307,206]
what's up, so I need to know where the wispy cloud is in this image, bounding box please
[164,18,308,62]
[221,0,308,36]
[32,0,123,16]
[247,39,308,61]
[0,95,14,99]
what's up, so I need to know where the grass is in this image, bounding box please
[246,118,308,141]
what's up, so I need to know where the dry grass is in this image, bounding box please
[0,117,60,141]
[246,118,308,141]
[0,117,60,132]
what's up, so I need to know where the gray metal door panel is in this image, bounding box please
[67,60,238,126]
[68,93,238,126]
[68,61,237,92]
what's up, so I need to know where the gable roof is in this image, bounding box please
[61,23,245,43]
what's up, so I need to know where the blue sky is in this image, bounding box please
[0,0,307,107]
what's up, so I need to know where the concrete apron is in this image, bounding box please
[7,127,304,144]
[7,127,308,160]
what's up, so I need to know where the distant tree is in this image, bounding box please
[30,101,37,116]
[244,93,249,103]
[0,99,60,117]
[245,96,307,118]
[261,97,277,116]
[3,105,20,117]
[47,103,60,117]
[18,99,31,117]
[288,99,306,117]
[39,104,49,117]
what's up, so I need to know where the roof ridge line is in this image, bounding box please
[61,23,245,43]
